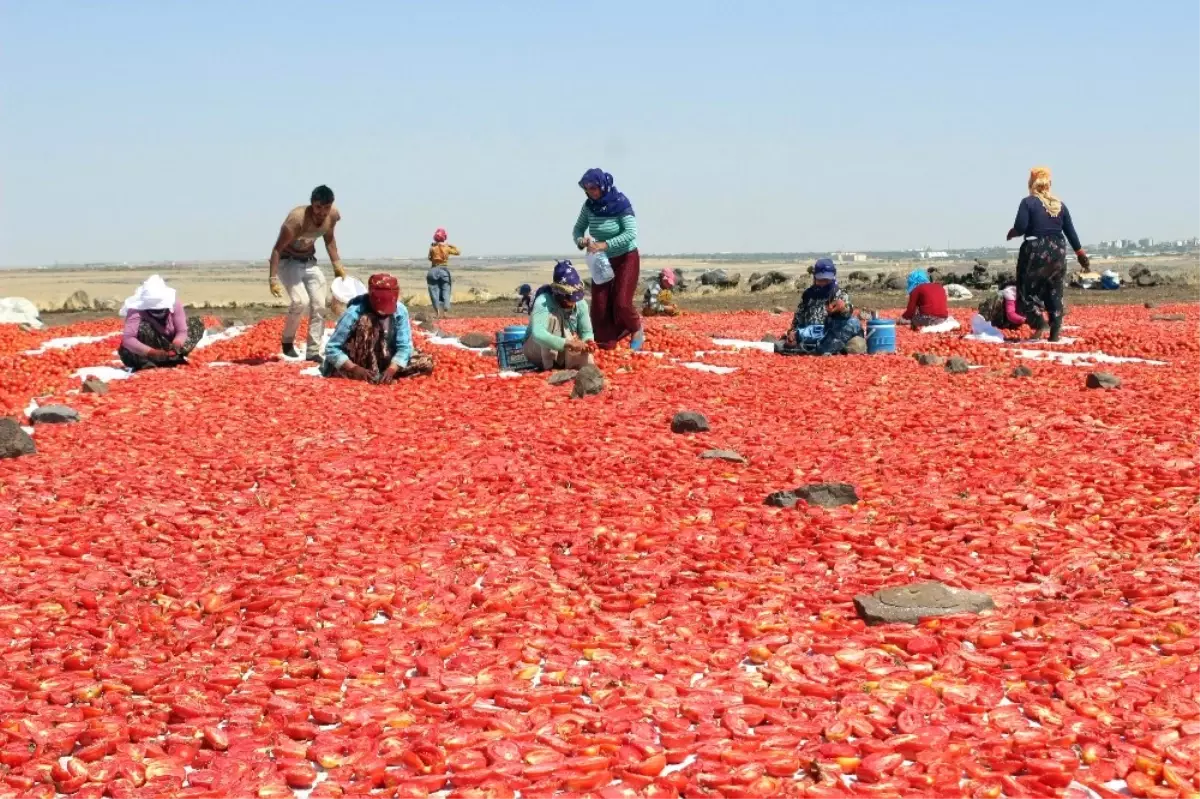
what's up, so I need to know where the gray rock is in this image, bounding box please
[914,353,944,367]
[764,490,800,509]
[795,482,859,508]
[480,348,496,358]
[749,271,790,293]
[945,357,971,374]
[884,275,906,291]
[771,306,786,315]
[0,418,36,459]
[1151,314,1186,322]
[1086,372,1121,390]
[1129,263,1151,279]
[548,370,578,386]
[459,332,492,349]
[766,482,859,509]
[412,309,433,324]
[1144,302,1157,309]
[30,405,80,424]
[81,379,109,395]
[1135,273,1159,288]
[845,336,867,355]
[846,271,871,284]
[570,364,605,399]
[699,270,741,289]
[62,290,91,312]
[92,296,121,312]
[671,411,710,434]
[222,318,247,329]
[855,581,995,626]
[749,272,762,283]
[700,449,747,464]
[1010,365,1034,378]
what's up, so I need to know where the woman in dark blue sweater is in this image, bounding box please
[1006,166,1090,341]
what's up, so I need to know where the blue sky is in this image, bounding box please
[1,1,1196,265]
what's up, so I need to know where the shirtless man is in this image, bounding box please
[269,185,347,360]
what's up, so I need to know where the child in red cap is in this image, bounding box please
[427,228,461,319]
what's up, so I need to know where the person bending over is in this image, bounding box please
[118,275,205,371]
[321,274,434,383]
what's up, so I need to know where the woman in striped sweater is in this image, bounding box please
[573,168,643,350]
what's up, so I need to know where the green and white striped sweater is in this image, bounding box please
[572,204,638,257]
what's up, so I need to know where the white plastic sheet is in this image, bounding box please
[0,297,42,328]
[964,314,1005,343]
[918,317,961,334]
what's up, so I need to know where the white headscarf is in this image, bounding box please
[119,275,177,318]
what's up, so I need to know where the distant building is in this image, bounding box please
[919,250,949,259]
[1139,238,1153,248]
[834,252,868,263]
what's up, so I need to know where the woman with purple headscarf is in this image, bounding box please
[572,168,642,350]
[776,258,861,355]
[523,260,596,371]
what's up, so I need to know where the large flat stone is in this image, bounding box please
[700,449,747,464]
[795,482,859,508]
[30,405,80,424]
[855,581,995,625]
[764,482,859,509]
[0,418,36,459]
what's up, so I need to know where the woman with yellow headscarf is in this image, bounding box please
[1005,167,1089,341]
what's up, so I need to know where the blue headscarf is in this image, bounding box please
[907,269,931,294]
[802,258,839,302]
[535,260,586,304]
[579,168,635,218]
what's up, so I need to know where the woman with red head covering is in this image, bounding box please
[427,227,461,319]
[321,273,434,383]
[643,268,680,317]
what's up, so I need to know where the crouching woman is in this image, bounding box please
[523,260,596,371]
[118,275,205,371]
[321,273,434,383]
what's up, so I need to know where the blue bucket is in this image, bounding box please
[496,325,536,371]
[866,318,897,354]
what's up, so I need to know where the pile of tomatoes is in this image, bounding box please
[0,304,1196,798]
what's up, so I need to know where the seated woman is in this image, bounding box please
[643,269,680,317]
[523,261,596,371]
[776,258,849,353]
[516,284,533,315]
[900,269,950,329]
[321,273,434,382]
[118,275,205,371]
[980,282,1027,331]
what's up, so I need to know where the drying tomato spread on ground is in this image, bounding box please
[1,303,1196,798]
